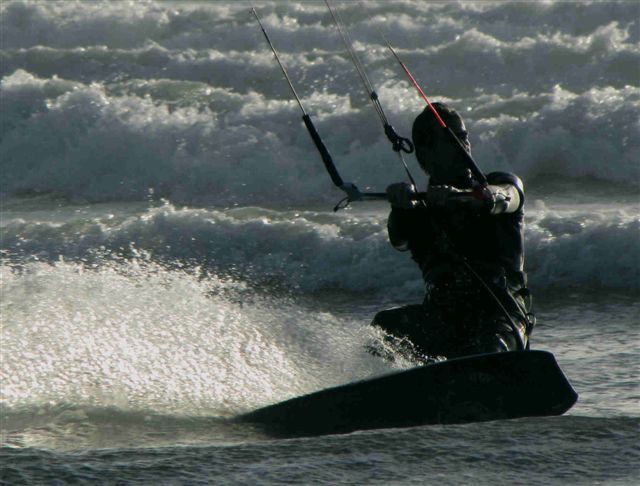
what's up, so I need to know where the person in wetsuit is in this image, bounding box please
[371,102,534,362]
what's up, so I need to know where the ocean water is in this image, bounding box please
[1,1,639,484]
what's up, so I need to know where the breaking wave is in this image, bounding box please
[1,1,638,204]
[2,202,638,292]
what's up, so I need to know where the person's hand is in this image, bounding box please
[386,182,418,209]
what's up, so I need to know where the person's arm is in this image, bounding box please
[426,183,520,214]
[387,208,414,250]
[386,182,423,251]
[426,172,525,215]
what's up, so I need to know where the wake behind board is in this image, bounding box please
[238,350,577,437]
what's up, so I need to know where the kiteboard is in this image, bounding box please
[237,350,577,437]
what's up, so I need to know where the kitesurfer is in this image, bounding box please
[372,102,533,362]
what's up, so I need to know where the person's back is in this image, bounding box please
[371,102,534,362]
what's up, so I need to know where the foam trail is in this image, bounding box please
[0,258,390,417]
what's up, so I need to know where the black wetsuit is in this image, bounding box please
[372,172,532,361]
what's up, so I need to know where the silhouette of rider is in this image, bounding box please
[372,102,534,362]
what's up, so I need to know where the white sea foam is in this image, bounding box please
[1,1,638,204]
[0,258,390,415]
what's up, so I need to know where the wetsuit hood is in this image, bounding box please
[412,102,473,188]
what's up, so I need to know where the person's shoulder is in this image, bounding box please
[487,172,525,212]
[486,171,524,193]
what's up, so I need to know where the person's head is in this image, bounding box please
[412,102,472,187]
